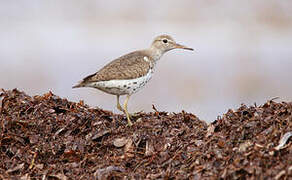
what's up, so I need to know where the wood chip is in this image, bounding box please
[113,137,128,147]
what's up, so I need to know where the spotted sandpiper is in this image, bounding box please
[73,35,193,126]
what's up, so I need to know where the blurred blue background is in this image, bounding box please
[1,0,292,122]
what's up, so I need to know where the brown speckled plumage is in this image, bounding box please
[75,51,153,87]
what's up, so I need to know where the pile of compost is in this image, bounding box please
[0,89,291,179]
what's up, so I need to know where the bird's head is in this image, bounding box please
[151,35,193,53]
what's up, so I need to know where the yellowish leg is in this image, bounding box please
[116,95,125,113]
[123,95,133,126]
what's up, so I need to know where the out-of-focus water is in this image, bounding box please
[1,1,292,122]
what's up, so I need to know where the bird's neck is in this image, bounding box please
[148,47,164,61]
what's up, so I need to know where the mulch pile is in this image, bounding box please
[0,89,291,179]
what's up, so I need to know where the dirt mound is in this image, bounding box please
[0,89,291,179]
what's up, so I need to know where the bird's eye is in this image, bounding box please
[163,39,168,43]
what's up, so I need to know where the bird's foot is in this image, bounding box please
[126,114,133,127]
[126,120,133,127]
[124,111,144,126]
[129,110,144,118]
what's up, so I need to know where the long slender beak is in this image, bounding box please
[175,43,194,51]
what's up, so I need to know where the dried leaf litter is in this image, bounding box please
[0,89,291,179]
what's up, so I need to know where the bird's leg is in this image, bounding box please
[123,95,133,126]
[116,95,125,113]
[117,95,139,122]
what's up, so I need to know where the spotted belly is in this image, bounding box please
[86,70,153,95]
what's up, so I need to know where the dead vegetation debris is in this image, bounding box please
[0,89,291,179]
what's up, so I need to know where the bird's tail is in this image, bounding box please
[73,73,95,88]
[72,81,85,88]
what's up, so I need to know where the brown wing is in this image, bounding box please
[82,51,151,83]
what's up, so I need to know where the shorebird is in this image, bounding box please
[73,35,193,126]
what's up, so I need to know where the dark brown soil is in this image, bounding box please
[0,89,291,179]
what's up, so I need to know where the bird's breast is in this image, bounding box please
[88,68,154,95]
